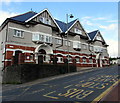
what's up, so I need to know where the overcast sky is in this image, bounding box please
[0,1,118,57]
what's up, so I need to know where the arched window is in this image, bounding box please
[82,57,86,64]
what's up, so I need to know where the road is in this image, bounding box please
[2,65,119,102]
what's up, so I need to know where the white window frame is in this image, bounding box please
[32,33,40,41]
[14,29,24,38]
[65,40,71,46]
[83,58,87,64]
[74,28,82,34]
[96,36,102,41]
[89,45,94,51]
[82,44,87,50]
[57,57,63,63]
[73,41,81,49]
[56,38,62,45]
[76,57,80,63]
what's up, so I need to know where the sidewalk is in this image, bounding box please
[100,82,119,102]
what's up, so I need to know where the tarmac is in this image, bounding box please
[1,65,120,102]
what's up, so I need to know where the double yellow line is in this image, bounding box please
[91,79,120,103]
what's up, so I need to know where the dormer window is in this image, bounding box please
[39,17,51,25]
[39,17,44,23]
[96,36,102,41]
[74,28,82,34]
[45,18,51,25]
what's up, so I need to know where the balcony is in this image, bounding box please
[32,33,52,44]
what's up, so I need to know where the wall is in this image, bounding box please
[3,64,76,83]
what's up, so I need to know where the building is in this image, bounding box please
[0,9,109,70]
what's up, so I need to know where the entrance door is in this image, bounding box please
[14,51,22,64]
[38,49,46,64]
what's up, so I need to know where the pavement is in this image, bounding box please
[2,65,119,102]
[100,81,119,102]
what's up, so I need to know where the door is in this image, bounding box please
[38,49,46,64]
[14,51,22,64]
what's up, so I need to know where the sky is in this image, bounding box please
[0,1,118,57]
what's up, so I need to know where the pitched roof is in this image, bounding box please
[9,11,37,23]
[55,19,77,33]
[88,30,99,40]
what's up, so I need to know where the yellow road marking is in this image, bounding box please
[64,85,73,88]
[43,91,59,99]
[91,79,120,103]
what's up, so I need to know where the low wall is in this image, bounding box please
[2,64,76,84]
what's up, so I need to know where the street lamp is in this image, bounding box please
[66,14,74,73]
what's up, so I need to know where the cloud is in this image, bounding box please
[93,17,106,21]
[99,24,117,31]
[81,16,94,26]
[106,20,118,23]
[106,39,118,57]
[81,16,92,20]
[0,10,19,26]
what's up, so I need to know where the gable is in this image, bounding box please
[69,20,87,37]
[25,9,62,32]
[32,10,57,27]
[94,31,105,43]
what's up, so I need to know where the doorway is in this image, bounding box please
[14,50,22,64]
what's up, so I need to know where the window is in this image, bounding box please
[57,57,63,63]
[74,28,82,34]
[45,18,51,25]
[83,57,86,64]
[73,41,81,49]
[39,34,44,42]
[89,45,93,51]
[67,57,72,63]
[96,36,102,41]
[89,59,93,63]
[56,38,62,45]
[82,44,87,50]
[32,33,39,41]
[14,30,24,38]
[39,17,51,25]
[65,40,71,46]
[76,57,80,63]
[45,36,52,43]
[39,17,44,23]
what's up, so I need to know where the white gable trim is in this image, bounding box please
[65,19,78,34]
[92,30,99,41]
[25,9,62,33]
[65,19,91,40]
[93,30,106,44]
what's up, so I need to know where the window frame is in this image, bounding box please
[14,29,24,38]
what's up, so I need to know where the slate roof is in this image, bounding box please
[9,11,37,22]
[55,19,77,32]
[88,30,99,40]
[8,11,77,33]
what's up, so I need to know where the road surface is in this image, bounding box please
[2,65,119,102]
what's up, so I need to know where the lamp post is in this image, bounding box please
[66,14,74,73]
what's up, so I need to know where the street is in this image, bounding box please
[2,65,119,102]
